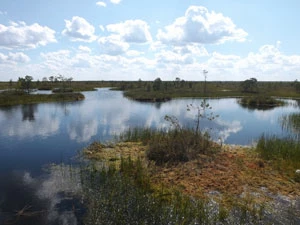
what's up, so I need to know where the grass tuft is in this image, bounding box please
[256,134,300,179]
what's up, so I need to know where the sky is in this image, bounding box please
[0,0,300,82]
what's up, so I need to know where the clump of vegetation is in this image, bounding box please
[117,125,216,165]
[256,135,300,178]
[239,96,284,110]
[121,100,219,165]
[146,127,213,165]
[146,101,219,165]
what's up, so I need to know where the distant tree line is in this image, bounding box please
[16,74,73,93]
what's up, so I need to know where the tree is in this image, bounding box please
[18,75,33,93]
[241,78,258,93]
[42,77,48,83]
[203,70,208,96]
[9,79,13,90]
[294,80,300,93]
[174,77,181,88]
[49,76,54,83]
[67,77,73,87]
[152,77,162,91]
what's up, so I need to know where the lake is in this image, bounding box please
[0,88,299,224]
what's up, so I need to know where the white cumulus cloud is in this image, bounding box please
[157,6,247,45]
[106,20,152,43]
[110,0,122,4]
[98,35,129,55]
[62,16,96,42]
[78,45,91,53]
[96,1,107,7]
[0,52,30,64]
[0,21,56,49]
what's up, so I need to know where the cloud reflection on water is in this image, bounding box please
[0,106,60,139]
[0,89,299,145]
[22,165,82,225]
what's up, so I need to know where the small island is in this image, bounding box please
[238,96,285,110]
[0,75,85,106]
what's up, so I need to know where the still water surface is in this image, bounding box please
[0,88,299,224]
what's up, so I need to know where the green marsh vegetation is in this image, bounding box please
[120,78,300,102]
[257,114,300,179]
[238,96,285,110]
[0,90,85,106]
[256,135,300,179]
[0,75,86,106]
[2,78,300,103]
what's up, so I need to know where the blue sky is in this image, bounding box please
[0,0,300,81]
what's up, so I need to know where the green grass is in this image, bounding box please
[0,90,85,106]
[256,135,300,177]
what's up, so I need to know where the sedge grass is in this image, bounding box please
[256,135,300,177]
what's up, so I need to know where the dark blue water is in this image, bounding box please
[0,88,299,224]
